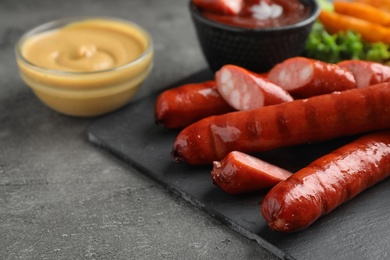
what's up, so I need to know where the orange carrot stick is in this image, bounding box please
[353,0,390,13]
[334,1,390,26]
[319,9,390,43]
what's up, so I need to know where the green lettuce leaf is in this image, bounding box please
[303,21,390,64]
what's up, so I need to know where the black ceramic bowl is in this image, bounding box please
[189,0,320,73]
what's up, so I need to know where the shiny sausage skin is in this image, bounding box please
[155,81,234,129]
[192,0,243,15]
[215,65,294,111]
[337,60,390,88]
[211,151,293,194]
[171,83,390,165]
[261,131,390,233]
[268,57,356,98]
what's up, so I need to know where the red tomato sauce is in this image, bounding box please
[197,0,310,29]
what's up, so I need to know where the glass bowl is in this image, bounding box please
[15,17,153,117]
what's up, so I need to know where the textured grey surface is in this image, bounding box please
[0,0,278,259]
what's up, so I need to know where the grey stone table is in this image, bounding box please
[0,0,278,259]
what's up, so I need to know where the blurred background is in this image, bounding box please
[0,0,278,259]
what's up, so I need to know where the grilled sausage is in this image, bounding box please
[215,64,293,111]
[211,151,293,194]
[155,81,234,129]
[337,60,390,88]
[261,131,390,232]
[172,83,390,165]
[267,57,356,98]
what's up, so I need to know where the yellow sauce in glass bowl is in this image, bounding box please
[16,17,153,117]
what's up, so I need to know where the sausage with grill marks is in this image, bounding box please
[261,131,390,233]
[155,81,234,129]
[172,83,390,165]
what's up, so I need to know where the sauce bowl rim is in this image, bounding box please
[189,0,320,33]
[15,16,154,76]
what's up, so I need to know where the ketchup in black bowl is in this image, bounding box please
[196,0,310,29]
[190,0,320,72]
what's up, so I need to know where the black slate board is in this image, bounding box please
[87,69,390,260]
